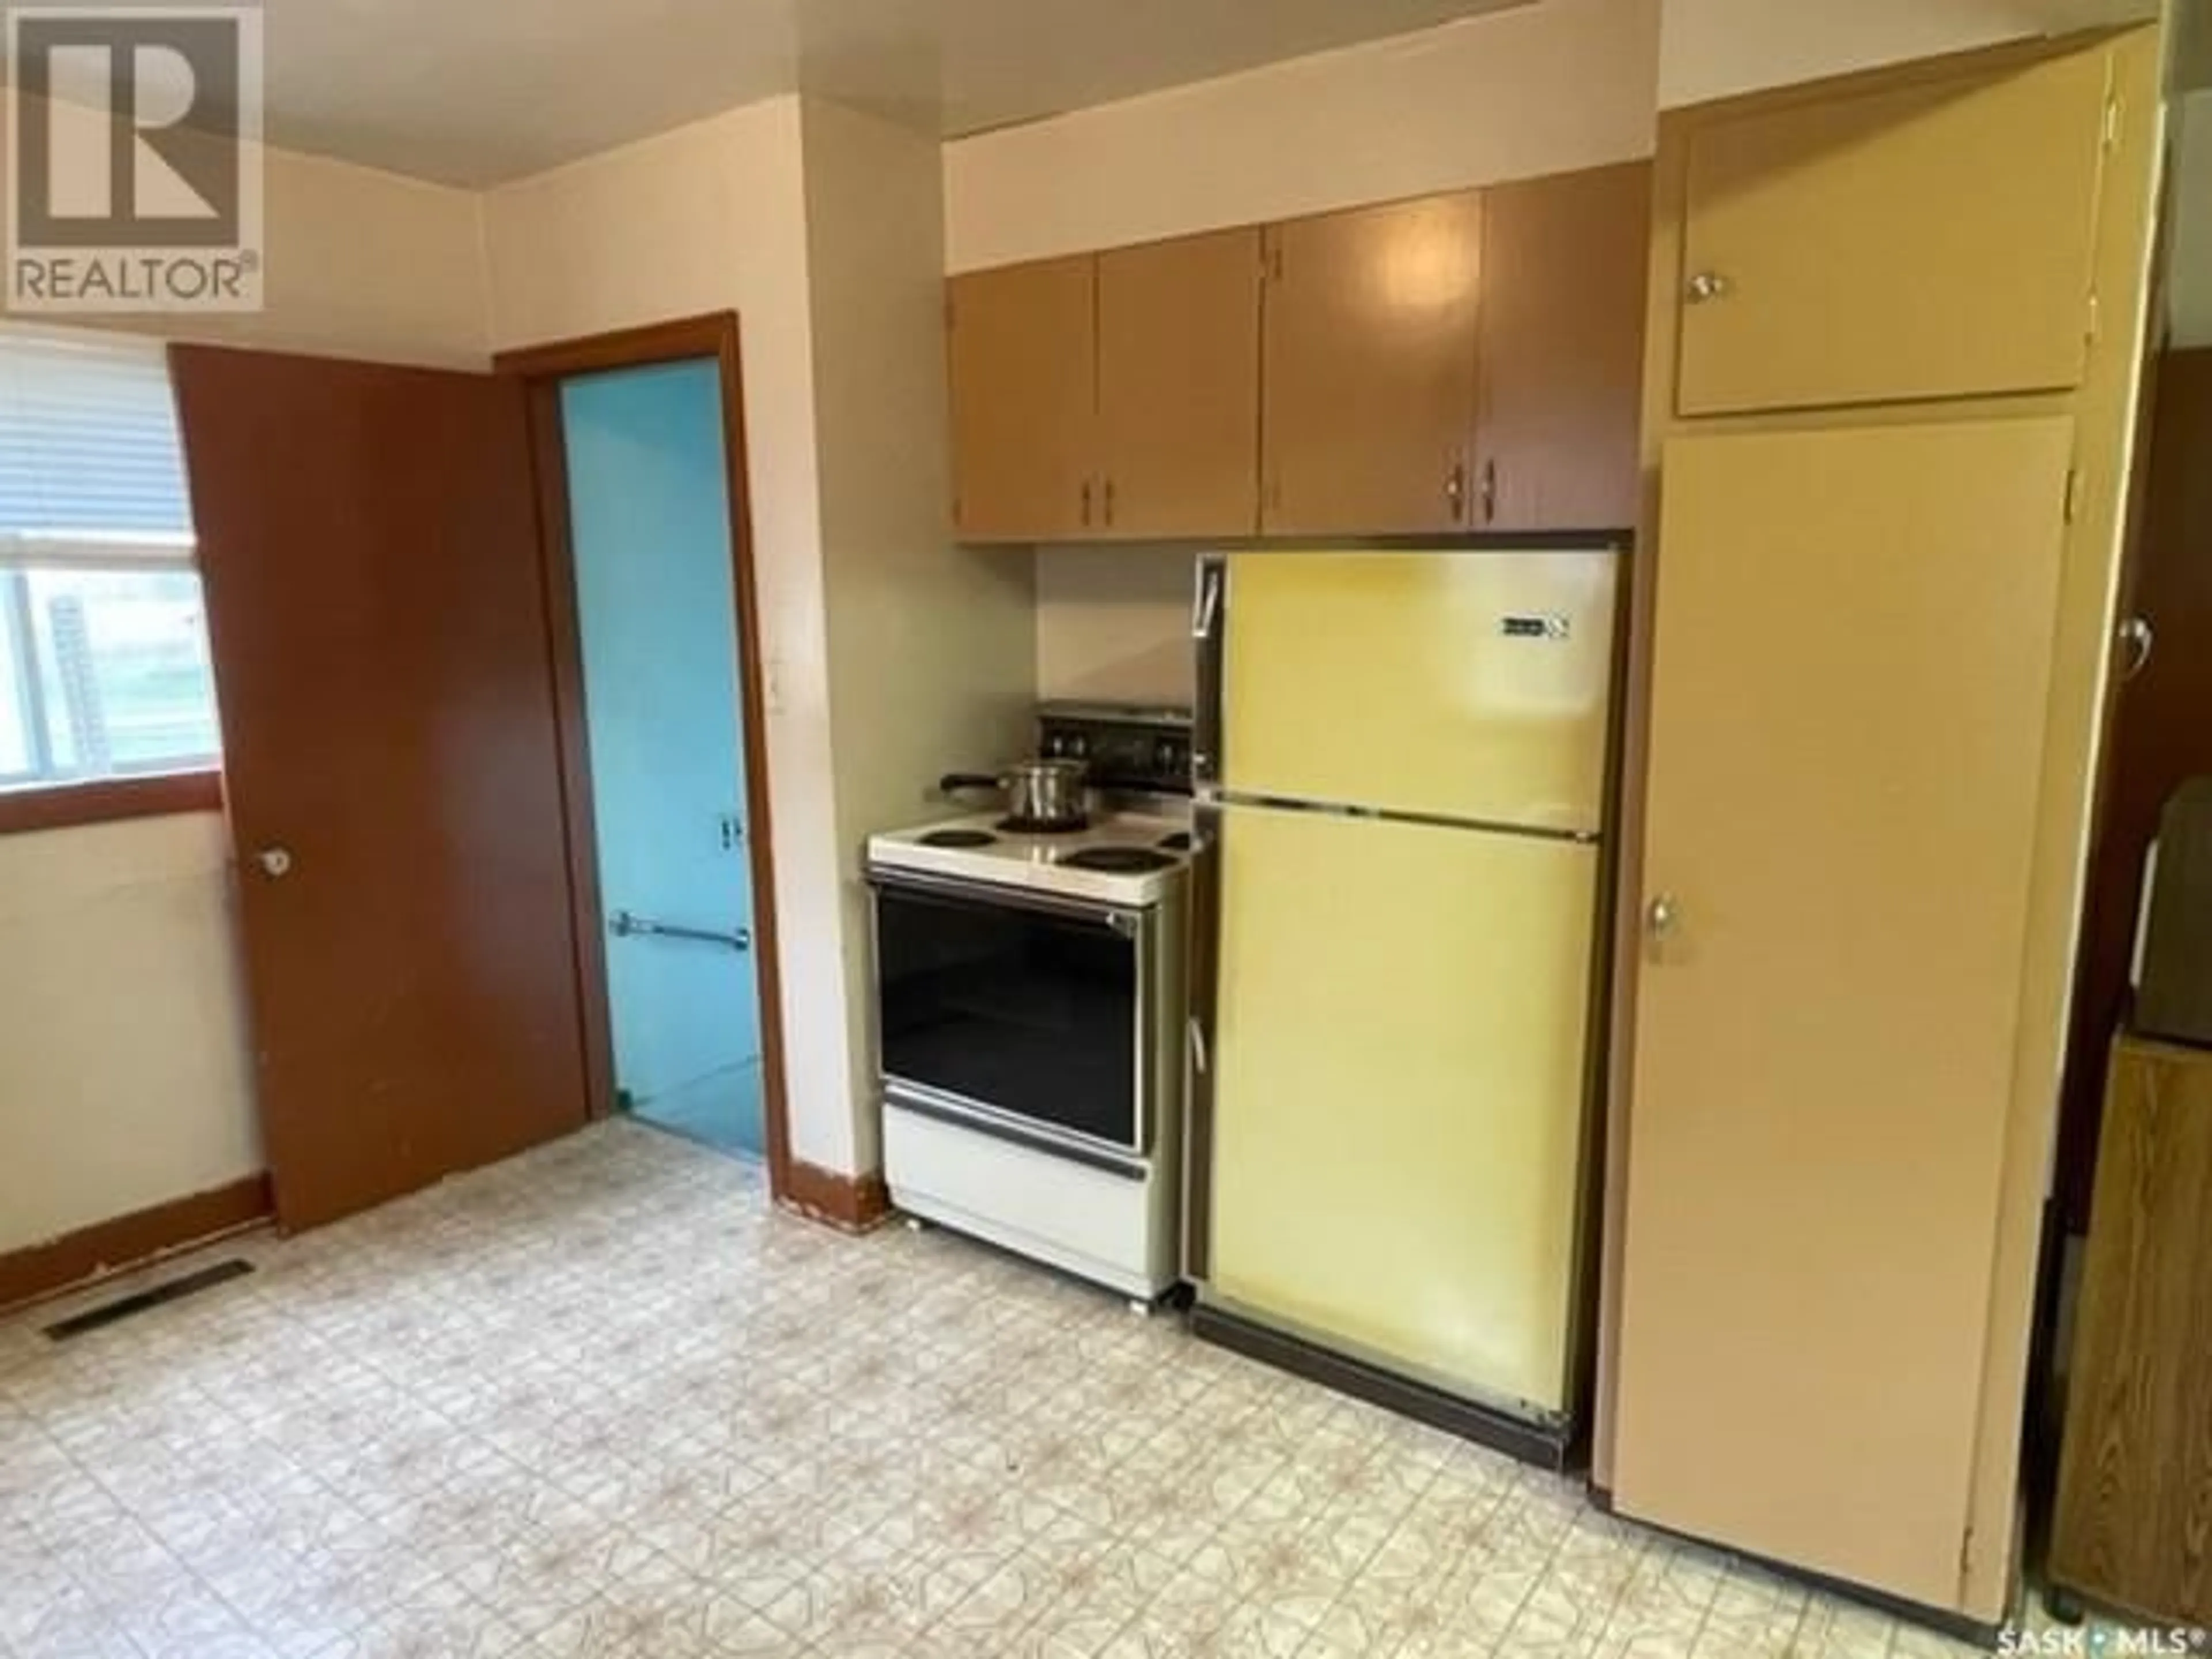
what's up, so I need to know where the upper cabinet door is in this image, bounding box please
[947,255,1097,541]
[1476,162,1653,533]
[1096,228,1264,540]
[1676,48,2110,416]
[1260,192,1484,536]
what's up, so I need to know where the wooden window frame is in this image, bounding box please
[0,769,222,836]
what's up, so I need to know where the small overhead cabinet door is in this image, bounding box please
[1476,161,1653,532]
[948,255,1097,541]
[1260,191,1484,536]
[1095,228,1264,539]
[1675,48,2110,416]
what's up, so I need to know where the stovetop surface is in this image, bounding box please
[866,808,1194,906]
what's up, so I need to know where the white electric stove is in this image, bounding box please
[865,706,1194,1304]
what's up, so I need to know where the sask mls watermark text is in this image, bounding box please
[6,5,264,311]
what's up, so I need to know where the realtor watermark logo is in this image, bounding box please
[6,4,264,311]
[1999,1627,2210,1656]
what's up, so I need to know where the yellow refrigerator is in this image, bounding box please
[1187,547,1619,1455]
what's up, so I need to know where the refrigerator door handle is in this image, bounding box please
[1192,558,1226,790]
[1191,560,1222,641]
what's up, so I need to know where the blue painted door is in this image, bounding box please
[560,361,762,1156]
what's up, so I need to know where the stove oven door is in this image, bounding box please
[871,873,1150,1163]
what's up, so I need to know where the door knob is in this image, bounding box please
[255,847,293,878]
[1685,271,1733,305]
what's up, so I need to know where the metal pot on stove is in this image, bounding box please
[939,757,1090,830]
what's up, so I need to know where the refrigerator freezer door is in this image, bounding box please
[1205,802,1599,1414]
[1221,549,1617,834]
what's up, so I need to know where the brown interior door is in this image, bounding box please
[171,345,587,1231]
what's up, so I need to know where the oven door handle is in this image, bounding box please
[867,865,1147,930]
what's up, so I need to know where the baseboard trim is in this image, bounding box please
[777,1159,890,1233]
[0,1174,272,1314]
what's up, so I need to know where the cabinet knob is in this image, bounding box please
[1685,271,1733,305]
[2119,616,2154,681]
[1646,892,1680,941]
[256,847,294,879]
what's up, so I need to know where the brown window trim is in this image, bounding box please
[0,770,224,836]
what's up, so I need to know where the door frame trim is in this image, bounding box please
[496,313,794,1201]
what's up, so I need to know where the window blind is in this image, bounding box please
[0,326,195,566]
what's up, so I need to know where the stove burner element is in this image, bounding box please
[920,828,997,849]
[1157,832,1193,851]
[999,816,1089,835]
[1063,847,1176,874]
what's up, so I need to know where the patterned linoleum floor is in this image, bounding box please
[1,1123,2054,1658]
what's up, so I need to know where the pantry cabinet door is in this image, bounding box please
[1260,192,1483,536]
[1676,47,2109,416]
[1476,161,1652,533]
[1096,228,1264,539]
[1615,415,2075,1608]
[947,256,1097,541]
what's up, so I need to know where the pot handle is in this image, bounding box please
[938,772,1002,795]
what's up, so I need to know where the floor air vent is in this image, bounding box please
[42,1259,255,1341]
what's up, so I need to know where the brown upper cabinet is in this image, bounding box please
[1475,162,1653,533]
[948,231,1264,543]
[1096,228,1265,540]
[1259,191,1484,536]
[1675,48,2111,416]
[948,255,1097,540]
[946,162,1651,541]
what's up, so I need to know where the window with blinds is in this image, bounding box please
[0,326,219,789]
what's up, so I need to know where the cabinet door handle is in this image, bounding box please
[1104,478,1117,528]
[1480,459,1498,525]
[2120,616,2154,680]
[1080,479,1093,528]
[1446,461,1467,523]
[1685,271,1733,305]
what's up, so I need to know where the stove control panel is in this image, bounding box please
[1038,702,1194,796]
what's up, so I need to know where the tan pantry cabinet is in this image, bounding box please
[1601,25,2164,1628]
[946,255,1096,540]
[1673,46,2111,416]
[1475,162,1652,533]
[1258,191,1484,536]
[946,231,1263,542]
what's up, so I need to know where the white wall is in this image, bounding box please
[0,818,257,1251]
[482,98,866,1173]
[0,103,493,1260]
[943,0,1662,273]
[1656,0,2161,108]
[1,92,491,366]
[1035,549,1198,707]
[801,99,1036,1172]
[484,95,1035,1180]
